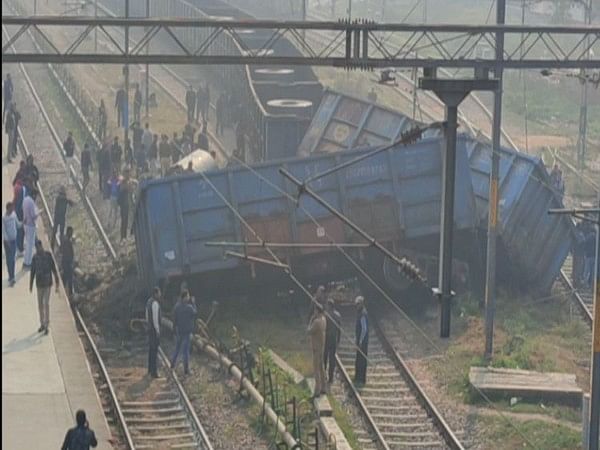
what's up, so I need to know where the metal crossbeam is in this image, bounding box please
[2,15,599,69]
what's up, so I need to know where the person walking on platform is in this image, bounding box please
[146,287,162,378]
[97,99,107,141]
[3,73,13,124]
[171,289,197,375]
[30,239,59,335]
[6,103,21,162]
[3,202,20,287]
[61,409,98,450]
[115,87,126,128]
[323,298,341,384]
[12,176,27,255]
[61,226,75,297]
[215,93,226,136]
[185,85,196,124]
[354,296,369,385]
[133,83,142,123]
[63,131,75,184]
[81,142,93,191]
[22,189,40,269]
[51,186,75,249]
[308,302,327,397]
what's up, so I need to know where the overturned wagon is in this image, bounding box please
[133,136,479,297]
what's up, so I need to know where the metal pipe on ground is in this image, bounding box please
[160,318,300,450]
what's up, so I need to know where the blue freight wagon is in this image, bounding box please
[133,136,478,295]
[299,90,575,295]
[466,138,574,293]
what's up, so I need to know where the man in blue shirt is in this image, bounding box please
[170,289,197,375]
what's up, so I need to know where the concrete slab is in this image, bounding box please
[268,349,304,384]
[319,416,353,450]
[2,140,112,449]
[313,394,333,417]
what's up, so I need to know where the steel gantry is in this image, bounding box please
[2,15,599,69]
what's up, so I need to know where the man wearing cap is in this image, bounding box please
[354,296,369,385]
[323,298,342,385]
[308,302,327,397]
[30,240,59,335]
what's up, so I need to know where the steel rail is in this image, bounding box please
[372,315,465,450]
[559,269,593,327]
[335,355,391,450]
[10,79,135,450]
[157,348,215,450]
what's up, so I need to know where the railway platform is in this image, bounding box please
[2,150,112,449]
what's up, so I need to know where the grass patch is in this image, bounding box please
[328,396,362,450]
[480,416,582,450]
[207,293,313,376]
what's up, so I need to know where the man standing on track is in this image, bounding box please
[354,296,369,386]
[133,83,142,124]
[51,186,75,249]
[63,131,75,185]
[30,239,59,335]
[115,87,126,128]
[323,298,341,385]
[146,287,162,378]
[3,73,13,125]
[81,141,93,191]
[185,85,196,124]
[3,201,20,287]
[96,140,111,196]
[97,99,107,141]
[308,302,327,398]
[61,226,75,297]
[171,289,197,375]
[22,189,40,269]
[159,134,171,177]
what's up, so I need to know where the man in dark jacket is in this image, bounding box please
[51,186,75,248]
[185,85,196,124]
[323,298,342,384]
[30,240,60,335]
[96,141,111,195]
[197,122,209,151]
[115,87,126,127]
[81,142,93,191]
[133,83,142,123]
[111,136,122,174]
[354,296,369,385]
[61,226,75,297]
[24,154,39,185]
[61,409,97,450]
[146,287,162,378]
[170,289,197,375]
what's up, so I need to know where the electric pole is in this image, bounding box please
[484,0,506,359]
[145,0,150,119]
[549,201,600,450]
[577,0,592,174]
[124,0,129,149]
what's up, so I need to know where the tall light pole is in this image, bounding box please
[484,0,506,359]
[577,0,592,175]
[145,0,150,119]
[94,0,98,52]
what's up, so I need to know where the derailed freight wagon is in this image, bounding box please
[133,136,479,298]
[299,90,575,295]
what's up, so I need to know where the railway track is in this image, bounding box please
[334,307,464,450]
[4,16,216,449]
[558,256,594,327]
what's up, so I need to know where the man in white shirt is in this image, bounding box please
[2,201,20,286]
[145,287,162,378]
[22,190,40,269]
